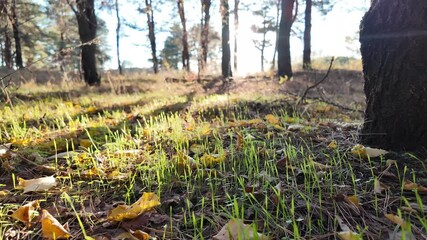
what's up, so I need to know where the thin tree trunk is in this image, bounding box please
[177,0,190,71]
[10,0,23,68]
[303,0,312,70]
[0,0,12,69]
[74,0,100,86]
[200,0,211,71]
[233,0,239,73]
[145,0,158,73]
[277,0,295,79]
[115,0,122,74]
[271,0,280,70]
[261,29,267,72]
[221,0,232,78]
[360,0,427,152]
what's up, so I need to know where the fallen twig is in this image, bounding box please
[298,57,335,104]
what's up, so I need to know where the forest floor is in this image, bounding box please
[0,69,426,240]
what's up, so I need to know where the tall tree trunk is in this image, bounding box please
[10,0,22,68]
[145,0,158,74]
[220,0,232,78]
[115,0,122,74]
[0,0,13,69]
[233,0,239,73]
[360,0,427,152]
[303,0,312,70]
[73,0,100,86]
[271,0,280,70]
[4,32,12,69]
[177,0,190,71]
[277,0,294,79]
[200,0,211,71]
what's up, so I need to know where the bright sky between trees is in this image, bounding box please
[100,0,370,75]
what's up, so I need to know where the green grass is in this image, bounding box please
[0,74,426,239]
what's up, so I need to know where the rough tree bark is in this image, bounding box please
[71,0,100,86]
[360,0,427,152]
[233,0,239,73]
[200,0,211,71]
[277,0,295,79]
[115,0,122,74]
[220,0,232,78]
[303,0,312,70]
[177,0,190,71]
[10,0,23,68]
[145,0,158,74]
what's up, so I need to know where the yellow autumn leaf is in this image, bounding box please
[190,144,205,154]
[79,139,93,148]
[212,219,269,240]
[309,158,332,171]
[41,209,71,239]
[385,213,409,230]
[345,195,360,208]
[328,140,337,149]
[108,192,160,221]
[18,176,57,193]
[199,153,227,167]
[107,170,129,180]
[265,114,280,124]
[11,200,40,226]
[351,144,388,159]
[337,231,362,240]
[86,106,97,113]
[247,118,263,125]
[200,123,212,136]
[0,190,9,197]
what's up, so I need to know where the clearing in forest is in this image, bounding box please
[0,71,426,239]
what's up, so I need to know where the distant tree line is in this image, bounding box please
[0,0,342,85]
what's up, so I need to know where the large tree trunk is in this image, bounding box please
[145,0,158,74]
[220,0,232,78]
[10,0,23,68]
[75,0,100,86]
[277,0,295,80]
[200,0,211,71]
[177,0,190,71]
[115,0,122,74]
[302,0,312,70]
[233,0,239,73]
[360,0,427,152]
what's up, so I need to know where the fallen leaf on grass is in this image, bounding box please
[403,180,427,192]
[212,219,269,240]
[328,140,337,149]
[11,200,40,226]
[351,144,388,158]
[345,195,360,208]
[18,176,57,193]
[108,192,160,221]
[265,114,280,124]
[114,230,151,240]
[309,158,332,171]
[385,213,409,230]
[374,179,388,194]
[287,124,305,131]
[199,153,227,167]
[41,209,71,239]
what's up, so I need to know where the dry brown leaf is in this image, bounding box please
[11,200,40,226]
[212,219,268,240]
[18,176,57,193]
[41,209,71,239]
[374,179,388,194]
[403,180,427,192]
[385,213,409,230]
